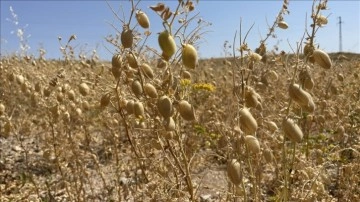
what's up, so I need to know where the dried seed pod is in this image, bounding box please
[337,73,344,82]
[337,125,345,135]
[181,71,192,79]
[158,30,176,61]
[8,73,15,82]
[312,49,332,69]
[239,108,258,134]
[112,54,122,69]
[111,65,122,79]
[100,93,111,107]
[288,83,311,106]
[62,84,70,93]
[303,43,314,56]
[34,82,42,92]
[288,83,315,112]
[3,120,11,137]
[136,10,150,29]
[255,43,266,56]
[303,77,314,91]
[244,135,261,154]
[330,84,338,95]
[267,70,279,81]
[30,92,39,107]
[131,80,143,97]
[67,89,75,101]
[0,103,5,116]
[164,117,176,131]
[62,111,70,123]
[75,108,82,117]
[250,52,262,62]
[50,105,60,120]
[16,75,25,85]
[156,58,168,68]
[144,83,158,98]
[245,87,261,108]
[278,21,289,29]
[126,100,134,114]
[43,87,52,97]
[56,92,64,103]
[126,52,138,69]
[265,121,278,133]
[158,96,172,118]
[227,159,242,186]
[21,82,28,93]
[302,97,316,113]
[121,28,133,48]
[282,118,303,143]
[82,101,90,111]
[140,63,154,79]
[79,83,90,96]
[263,148,273,163]
[178,100,196,121]
[182,44,198,69]
[133,101,144,118]
[354,72,358,79]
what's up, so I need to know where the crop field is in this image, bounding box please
[0,0,360,201]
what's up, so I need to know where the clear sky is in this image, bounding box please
[1,0,359,61]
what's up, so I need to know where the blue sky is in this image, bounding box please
[1,1,359,61]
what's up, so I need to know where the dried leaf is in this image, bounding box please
[150,3,165,12]
[186,1,195,11]
[161,7,172,21]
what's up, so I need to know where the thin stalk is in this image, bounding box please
[282,137,288,202]
[175,131,195,201]
[288,142,297,198]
